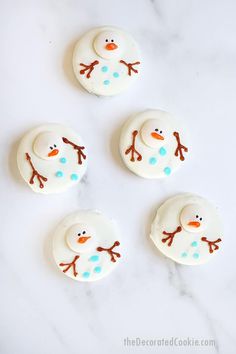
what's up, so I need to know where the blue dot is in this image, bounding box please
[71,173,79,181]
[159,147,167,156]
[149,157,157,165]
[94,266,102,273]
[103,80,110,85]
[164,167,171,176]
[113,72,119,78]
[191,241,198,247]
[82,272,90,278]
[101,66,108,72]
[89,255,99,262]
[60,157,67,164]
[181,252,188,258]
[55,171,63,177]
[193,253,199,259]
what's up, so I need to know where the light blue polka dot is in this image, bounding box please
[164,167,171,175]
[89,255,99,262]
[149,157,157,165]
[55,171,63,177]
[60,157,67,164]
[159,147,167,156]
[71,173,79,181]
[191,241,198,247]
[113,72,119,78]
[94,266,102,273]
[103,80,110,85]
[181,252,188,258]
[82,272,90,278]
[101,66,108,72]
[193,253,199,259]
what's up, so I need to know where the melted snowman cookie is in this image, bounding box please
[120,110,188,178]
[17,124,87,194]
[53,210,121,281]
[73,26,141,96]
[150,194,223,265]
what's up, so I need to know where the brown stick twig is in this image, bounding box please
[97,241,121,263]
[25,153,47,189]
[201,237,222,253]
[173,132,188,161]
[120,60,140,76]
[125,130,142,162]
[62,137,86,165]
[80,60,99,78]
[59,255,80,277]
[162,226,182,247]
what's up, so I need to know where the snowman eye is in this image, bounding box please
[54,144,57,148]
[200,217,202,221]
[155,129,159,132]
[50,146,53,150]
[111,39,114,42]
[196,215,199,218]
[160,130,163,134]
[78,233,81,236]
[105,39,108,42]
[82,231,86,234]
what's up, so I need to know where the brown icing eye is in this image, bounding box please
[196,215,199,218]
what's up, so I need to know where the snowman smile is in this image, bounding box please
[48,149,59,157]
[105,42,118,50]
[151,132,164,140]
[77,236,91,244]
[188,221,201,228]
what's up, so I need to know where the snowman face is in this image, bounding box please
[140,119,170,149]
[33,131,64,161]
[180,204,208,233]
[93,30,125,60]
[66,223,97,254]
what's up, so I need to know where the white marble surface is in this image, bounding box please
[1,0,236,353]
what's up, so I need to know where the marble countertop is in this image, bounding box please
[1,0,236,353]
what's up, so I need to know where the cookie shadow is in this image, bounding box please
[8,134,28,189]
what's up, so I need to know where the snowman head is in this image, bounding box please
[180,203,208,233]
[33,131,64,161]
[93,30,125,60]
[66,223,97,254]
[140,118,170,149]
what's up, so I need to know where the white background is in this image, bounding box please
[1,0,236,353]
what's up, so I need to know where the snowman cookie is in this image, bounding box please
[53,210,121,281]
[150,194,223,265]
[73,26,141,96]
[17,124,87,194]
[120,110,188,178]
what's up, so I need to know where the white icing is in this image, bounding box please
[119,110,188,179]
[53,210,121,282]
[180,203,208,233]
[17,124,88,194]
[150,194,223,265]
[73,26,141,96]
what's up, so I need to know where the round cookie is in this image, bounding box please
[73,26,141,96]
[150,194,223,265]
[119,110,188,179]
[17,124,87,194]
[53,210,121,281]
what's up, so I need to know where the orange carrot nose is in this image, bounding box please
[48,149,59,157]
[151,132,164,140]
[188,221,201,228]
[77,236,91,244]
[105,42,118,50]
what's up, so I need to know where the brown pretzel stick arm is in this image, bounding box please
[201,237,222,253]
[97,241,121,263]
[162,226,182,247]
[125,130,142,162]
[59,255,80,277]
[173,132,188,161]
[62,137,86,165]
[120,60,140,76]
[79,60,99,78]
[25,153,47,189]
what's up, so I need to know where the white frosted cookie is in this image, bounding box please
[150,194,223,265]
[17,124,87,194]
[119,110,188,179]
[73,26,141,96]
[53,210,121,281]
